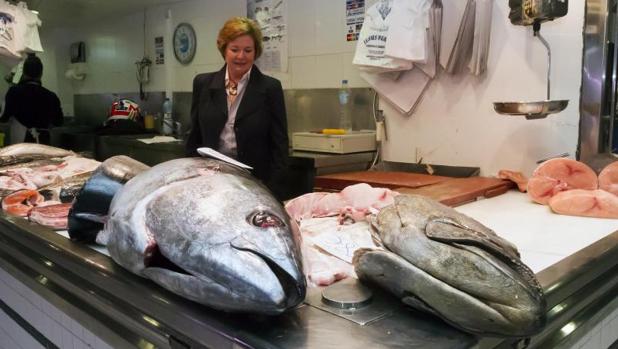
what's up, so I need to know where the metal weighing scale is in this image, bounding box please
[494,0,570,120]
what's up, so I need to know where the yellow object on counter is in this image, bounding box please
[144,114,155,130]
[321,128,346,135]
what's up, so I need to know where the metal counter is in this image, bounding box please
[0,210,616,348]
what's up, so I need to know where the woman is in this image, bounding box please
[186,17,288,200]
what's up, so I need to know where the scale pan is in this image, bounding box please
[493,100,568,120]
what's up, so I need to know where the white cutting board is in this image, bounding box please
[456,191,618,273]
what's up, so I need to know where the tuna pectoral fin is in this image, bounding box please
[354,249,536,337]
[67,215,103,243]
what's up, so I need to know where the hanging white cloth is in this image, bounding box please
[444,0,493,75]
[353,0,413,73]
[445,0,476,74]
[360,67,432,115]
[383,0,433,63]
[468,0,493,75]
[17,2,43,53]
[413,0,443,78]
[0,3,23,67]
[0,1,42,68]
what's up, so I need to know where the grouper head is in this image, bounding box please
[354,194,546,337]
[109,160,306,314]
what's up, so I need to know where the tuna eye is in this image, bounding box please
[250,211,284,228]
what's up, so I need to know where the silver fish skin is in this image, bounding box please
[101,155,150,183]
[0,144,75,167]
[0,158,65,172]
[354,194,546,337]
[105,158,306,314]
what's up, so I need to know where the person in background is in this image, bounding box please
[186,16,289,200]
[0,53,63,145]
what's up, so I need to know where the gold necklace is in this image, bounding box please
[226,80,238,96]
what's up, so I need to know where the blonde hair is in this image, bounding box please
[217,17,263,59]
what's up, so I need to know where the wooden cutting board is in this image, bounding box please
[394,177,515,207]
[314,171,452,191]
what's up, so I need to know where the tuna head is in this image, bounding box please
[354,194,546,337]
[107,158,305,314]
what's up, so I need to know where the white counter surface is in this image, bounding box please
[456,190,618,273]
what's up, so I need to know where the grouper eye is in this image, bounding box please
[249,211,285,228]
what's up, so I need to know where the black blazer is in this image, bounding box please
[185,65,289,196]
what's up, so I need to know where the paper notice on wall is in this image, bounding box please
[346,0,365,41]
[155,36,164,65]
[247,0,288,72]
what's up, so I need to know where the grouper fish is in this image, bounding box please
[104,157,306,314]
[354,194,546,337]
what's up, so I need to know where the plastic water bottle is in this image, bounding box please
[162,97,173,136]
[338,79,352,131]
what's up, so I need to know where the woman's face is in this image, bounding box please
[225,34,256,79]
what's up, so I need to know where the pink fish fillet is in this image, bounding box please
[598,161,618,196]
[2,189,45,216]
[28,203,72,230]
[549,189,618,219]
[528,158,598,205]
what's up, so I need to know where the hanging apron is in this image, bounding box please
[9,117,27,144]
[8,117,44,144]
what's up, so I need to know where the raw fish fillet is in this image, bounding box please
[285,183,396,287]
[2,189,44,216]
[527,158,597,205]
[598,161,618,196]
[549,189,618,219]
[29,203,72,229]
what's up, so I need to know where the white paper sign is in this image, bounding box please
[309,221,378,263]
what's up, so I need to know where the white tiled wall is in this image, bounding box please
[0,267,113,349]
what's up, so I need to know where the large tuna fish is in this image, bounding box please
[354,194,546,337]
[104,157,306,314]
